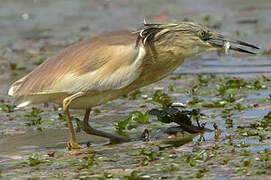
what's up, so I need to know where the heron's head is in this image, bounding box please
[137,22,259,58]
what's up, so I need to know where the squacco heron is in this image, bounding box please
[8,22,259,149]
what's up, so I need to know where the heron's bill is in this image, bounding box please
[209,35,259,55]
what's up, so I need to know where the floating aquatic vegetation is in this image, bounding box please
[114,111,149,132]
[0,103,15,113]
[24,107,43,126]
[152,90,173,107]
[79,152,97,170]
[28,154,40,166]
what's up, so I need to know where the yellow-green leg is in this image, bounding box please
[63,92,86,150]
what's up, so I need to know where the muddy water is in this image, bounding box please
[0,129,109,155]
[0,0,271,178]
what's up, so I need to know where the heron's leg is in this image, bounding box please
[82,108,129,143]
[63,92,86,149]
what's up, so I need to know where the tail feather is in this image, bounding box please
[8,76,28,97]
[16,100,32,108]
[8,86,15,96]
[9,77,34,108]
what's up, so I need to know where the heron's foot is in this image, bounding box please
[67,141,83,150]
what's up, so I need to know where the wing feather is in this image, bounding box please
[9,30,144,96]
[52,45,145,93]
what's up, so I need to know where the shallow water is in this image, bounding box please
[0,0,271,179]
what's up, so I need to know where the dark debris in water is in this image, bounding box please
[150,107,211,133]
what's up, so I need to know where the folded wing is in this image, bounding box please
[9,30,145,97]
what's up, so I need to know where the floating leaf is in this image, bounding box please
[0,104,15,113]
[28,154,39,166]
[152,90,173,107]
[129,111,149,124]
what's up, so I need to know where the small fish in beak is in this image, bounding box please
[223,41,231,54]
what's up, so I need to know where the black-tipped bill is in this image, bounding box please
[208,35,259,55]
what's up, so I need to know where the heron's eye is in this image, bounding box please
[199,30,210,41]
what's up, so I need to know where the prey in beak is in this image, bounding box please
[207,34,260,55]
